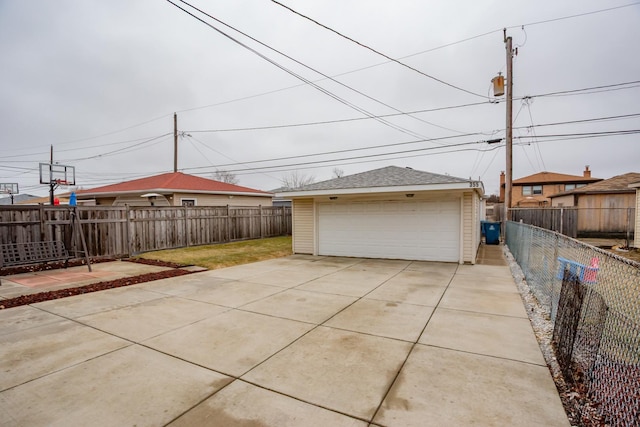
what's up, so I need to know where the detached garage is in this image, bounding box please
[277,166,485,264]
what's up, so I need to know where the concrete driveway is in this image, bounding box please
[0,255,569,426]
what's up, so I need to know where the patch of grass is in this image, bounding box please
[135,236,292,270]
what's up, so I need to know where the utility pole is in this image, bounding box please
[49,145,54,206]
[504,30,514,221]
[173,113,178,173]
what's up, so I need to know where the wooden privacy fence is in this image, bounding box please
[510,207,636,240]
[511,207,578,238]
[0,205,292,258]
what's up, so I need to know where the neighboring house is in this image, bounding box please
[631,181,640,248]
[269,187,292,207]
[550,172,640,239]
[16,193,72,205]
[277,166,484,264]
[500,166,601,207]
[0,194,40,205]
[76,172,272,207]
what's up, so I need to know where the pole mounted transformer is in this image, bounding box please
[491,74,505,97]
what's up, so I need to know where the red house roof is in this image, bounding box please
[77,172,271,196]
[512,171,601,185]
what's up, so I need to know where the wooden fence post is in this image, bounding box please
[125,205,132,257]
[184,205,190,247]
[39,204,45,241]
[226,205,231,242]
[259,205,264,238]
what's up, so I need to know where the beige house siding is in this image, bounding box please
[551,194,575,207]
[635,189,640,248]
[462,191,480,264]
[88,193,271,207]
[292,199,314,254]
[170,193,272,207]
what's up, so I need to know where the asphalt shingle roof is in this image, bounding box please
[283,166,470,192]
[552,172,640,197]
[78,172,270,195]
[512,171,601,185]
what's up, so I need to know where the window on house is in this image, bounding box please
[522,185,543,196]
[181,199,196,207]
[565,183,587,191]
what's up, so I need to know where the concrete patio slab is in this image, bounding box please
[0,281,40,300]
[456,263,515,278]
[355,258,411,270]
[169,380,367,427]
[175,280,284,308]
[32,286,165,319]
[383,269,453,287]
[366,279,447,307]
[404,261,458,273]
[448,273,519,292]
[0,320,129,391]
[242,289,356,324]
[134,273,233,296]
[325,298,434,342]
[439,287,528,317]
[144,309,313,377]
[296,273,384,297]
[0,255,570,426]
[206,262,284,280]
[0,306,61,336]
[77,296,229,342]
[419,308,546,365]
[0,345,232,427]
[243,268,334,288]
[374,345,569,427]
[243,326,413,420]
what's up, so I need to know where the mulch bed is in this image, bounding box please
[0,258,196,310]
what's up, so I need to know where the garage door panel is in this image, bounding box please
[318,199,460,262]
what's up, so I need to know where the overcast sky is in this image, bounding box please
[1,0,638,198]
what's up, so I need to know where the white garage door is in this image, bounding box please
[318,199,460,262]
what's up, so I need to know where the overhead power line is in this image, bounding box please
[270,0,486,99]
[171,0,470,136]
[166,0,459,144]
[513,1,640,28]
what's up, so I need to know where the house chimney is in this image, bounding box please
[583,165,591,178]
[499,171,505,202]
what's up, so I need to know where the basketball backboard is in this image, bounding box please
[0,183,19,194]
[39,163,76,186]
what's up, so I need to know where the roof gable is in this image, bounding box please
[286,166,470,192]
[512,171,601,185]
[77,172,270,196]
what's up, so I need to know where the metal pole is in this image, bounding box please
[173,113,178,172]
[49,145,55,206]
[505,33,514,222]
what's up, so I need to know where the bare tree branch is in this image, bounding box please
[280,171,315,190]
[212,169,239,185]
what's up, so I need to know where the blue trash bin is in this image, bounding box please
[484,221,500,245]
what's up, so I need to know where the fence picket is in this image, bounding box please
[0,205,291,257]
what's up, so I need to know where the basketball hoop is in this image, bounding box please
[56,179,69,186]
[0,183,19,195]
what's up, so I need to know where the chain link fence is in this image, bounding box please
[506,221,640,426]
